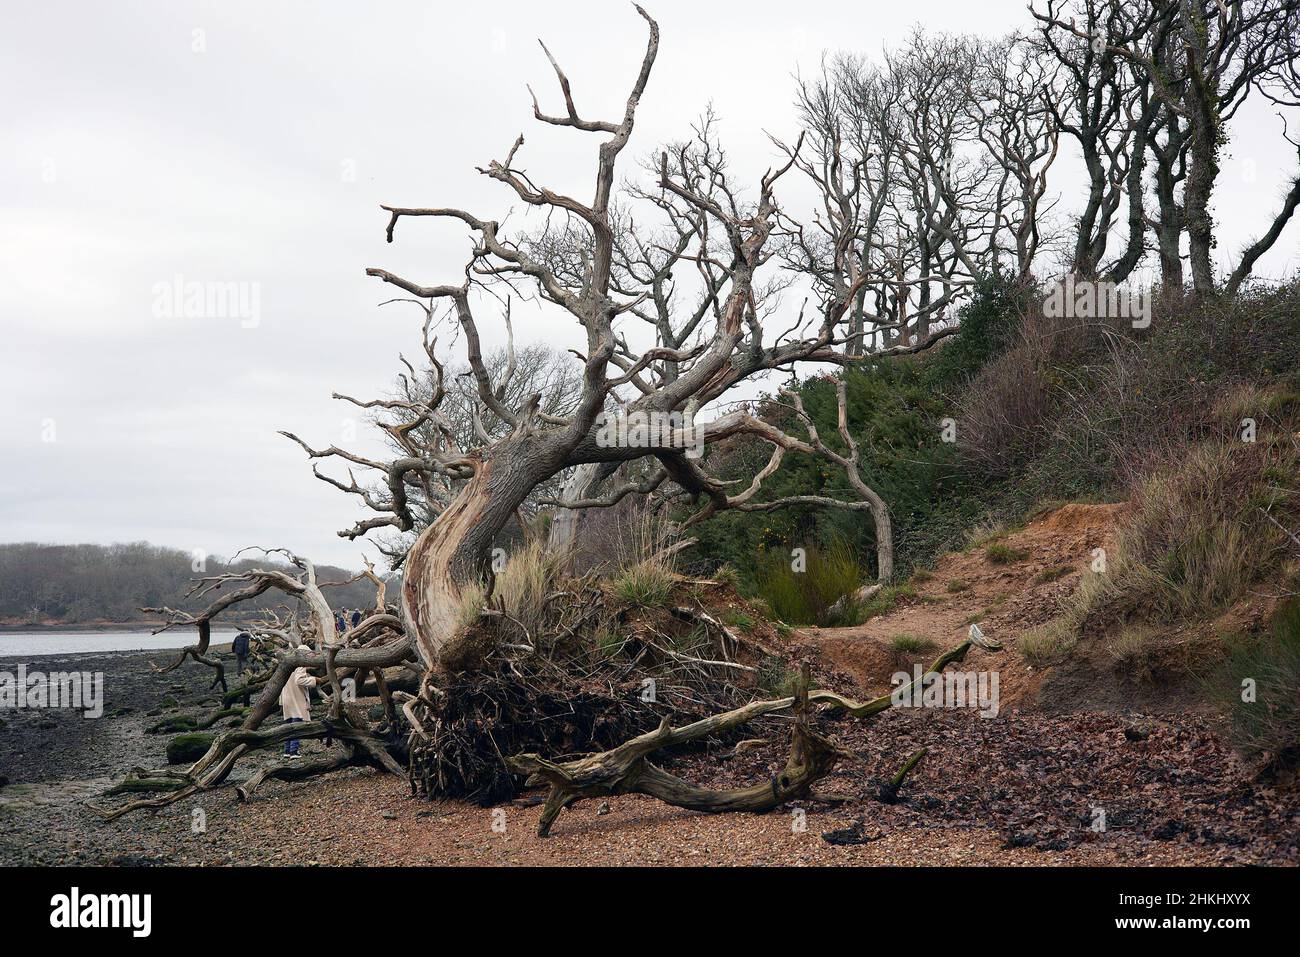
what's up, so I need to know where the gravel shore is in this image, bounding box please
[2,648,1296,866]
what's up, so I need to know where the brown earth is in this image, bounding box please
[800,503,1122,710]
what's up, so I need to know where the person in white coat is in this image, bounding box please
[279,645,318,758]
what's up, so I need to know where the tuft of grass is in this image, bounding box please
[612,560,676,607]
[753,537,865,626]
[965,518,1008,550]
[946,579,969,593]
[756,656,799,697]
[671,624,710,655]
[454,580,487,632]
[1019,619,1077,667]
[889,634,935,654]
[495,540,566,639]
[985,542,1029,565]
[859,583,919,620]
[911,569,935,583]
[1035,564,1073,584]
[1108,623,1159,669]
[713,564,743,590]
[1076,440,1298,625]
[722,609,755,632]
[594,629,626,660]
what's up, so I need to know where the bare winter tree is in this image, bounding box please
[1031,0,1158,282]
[967,34,1068,278]
[1036,0,1300,293]
[784,27,1060,359]
[349,337,584,566]
[336,7,976,674]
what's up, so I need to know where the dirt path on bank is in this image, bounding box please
[799,503,1121,709]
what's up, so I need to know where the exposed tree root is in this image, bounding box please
[505,632,999,836]
[237,753,354,801]
[508,664,845,836]
[407,667,681,805]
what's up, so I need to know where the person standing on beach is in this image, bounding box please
[232,631,251,675]
[232,630,253,707]
[279,645,318,759]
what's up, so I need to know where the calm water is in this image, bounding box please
[0,630,239,658]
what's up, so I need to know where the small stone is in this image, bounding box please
[381,811,397,820]
[597,802,611,815]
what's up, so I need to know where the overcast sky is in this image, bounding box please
[3,0,1297,571]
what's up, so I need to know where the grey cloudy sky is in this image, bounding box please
[3,0,1297,571]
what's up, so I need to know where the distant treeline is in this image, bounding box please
[0,542,392,624]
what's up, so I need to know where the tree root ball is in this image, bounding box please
[409,668,677,805]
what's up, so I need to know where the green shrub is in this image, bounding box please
[752,538,863,626]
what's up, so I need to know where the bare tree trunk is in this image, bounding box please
[546,462,604,556]
[402,439,552,671]
[1185,129,1219,295]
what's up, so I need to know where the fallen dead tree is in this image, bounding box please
[105,7,1001,834]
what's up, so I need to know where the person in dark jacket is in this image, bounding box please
[232,631,251,676]
[350,608,363,630]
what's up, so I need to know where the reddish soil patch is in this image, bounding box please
[800,503,1120,709]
